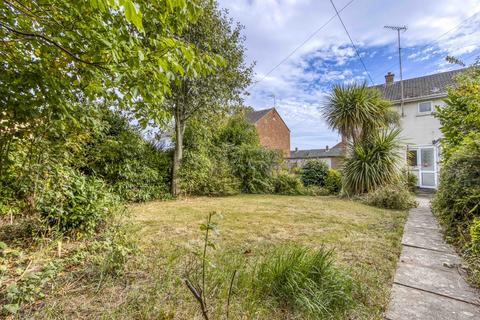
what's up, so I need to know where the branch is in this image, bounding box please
[0,22,108,70]
[226,269,237,320]
[184,278,209,320]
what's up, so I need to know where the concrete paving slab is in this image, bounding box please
[402,228,454,253]
[386,284,480,320]
[399,245,461,270]
[394,262,480,305]
[386,196,480,319]
[405,214,440,226]
[404,218,440,230]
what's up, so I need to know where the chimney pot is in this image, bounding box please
[295,147,298,152]
[385,72,395,84]
[326,145,329,151]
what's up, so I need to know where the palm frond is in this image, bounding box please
[342,128,402,194]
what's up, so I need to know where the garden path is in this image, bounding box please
[385,194,480,320]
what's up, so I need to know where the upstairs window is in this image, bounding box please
[418,101,432,113]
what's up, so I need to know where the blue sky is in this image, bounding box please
[218,0,480,150]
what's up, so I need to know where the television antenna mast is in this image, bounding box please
[269,94,276,108]
[384,25,407,117]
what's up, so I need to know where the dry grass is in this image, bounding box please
[33,195,407,319]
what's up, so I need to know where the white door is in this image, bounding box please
[407,146,437,188]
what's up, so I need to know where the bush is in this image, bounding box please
[363,183,417,210]
[252,245,356,318]
[403,170,418,192]
[325,169,342,194]
[84,112,171,202]
[36,165,119,235]
[231,145,279,193]
[301,160,329,187]
[181,149,241,196]
[273,171,304,195]
[432,137,480,245]
[304,186,331,196]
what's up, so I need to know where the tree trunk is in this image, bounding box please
[171,106,185,197]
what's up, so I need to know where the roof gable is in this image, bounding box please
[246,108,290,132]
[371,69,464,102]
[245,108,274,124]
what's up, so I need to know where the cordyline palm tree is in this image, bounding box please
[322,82,399,143]
[322,82,402,194]
[342,128,402,194]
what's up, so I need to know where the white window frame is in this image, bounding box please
[418,101,433,114]
[407,145,438,188]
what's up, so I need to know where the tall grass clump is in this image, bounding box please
[252,245,356,319]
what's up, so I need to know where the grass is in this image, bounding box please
[27,194,407,319]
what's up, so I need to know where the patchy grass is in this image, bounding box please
[29,195,407,319]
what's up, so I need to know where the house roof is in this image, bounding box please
[371,69,464,102]
[289,142,345,159]
[245,108,275,124]
[245,107,290,132]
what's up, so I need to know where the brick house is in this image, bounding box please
[246,108,290,157]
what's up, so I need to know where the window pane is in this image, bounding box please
[407,150,418,167]
[419,102,432,113]
[421,148,434,171]
[422,173,435,187]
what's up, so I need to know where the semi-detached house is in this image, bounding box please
[371,69,464,189]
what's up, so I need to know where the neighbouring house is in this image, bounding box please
[246,107,290,158]
[371,69,464,189]
[287,142,346,170]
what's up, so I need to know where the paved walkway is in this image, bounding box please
[386,196,480,320]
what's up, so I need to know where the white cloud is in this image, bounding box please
[219,0,480,149]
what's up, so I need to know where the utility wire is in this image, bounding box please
[329,0,374,85]
[374,10,480,78]
[252,0,356,87]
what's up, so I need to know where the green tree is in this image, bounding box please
[0,0,221,206]
[435,64,480,161]
[167,0,253,196]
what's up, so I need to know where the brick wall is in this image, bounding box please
[255,109,290,158]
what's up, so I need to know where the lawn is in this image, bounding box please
[34,195,407,319]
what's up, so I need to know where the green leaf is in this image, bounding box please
[3,304,19,315]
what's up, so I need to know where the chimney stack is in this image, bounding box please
[295,147,298,152]
[325,145,329,151]
[385,72,395,85]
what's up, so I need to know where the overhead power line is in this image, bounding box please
[252,0,356,87]
[329,0,374,85]
[374,10,480,78]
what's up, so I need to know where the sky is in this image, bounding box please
[217,0,480,150]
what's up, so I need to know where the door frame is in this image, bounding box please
[406,144,438,189]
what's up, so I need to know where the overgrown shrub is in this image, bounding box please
[301,160,329,187]
[84,112,171,202]
[231,145,279,194]
[432,137,480,244]
[325,169,342,194]
[252,245,356,318]
[304,186,331,196]
[36,165,119,235]
[273,171,304,195]
[403,170,418,192]
[363,183,417,210]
